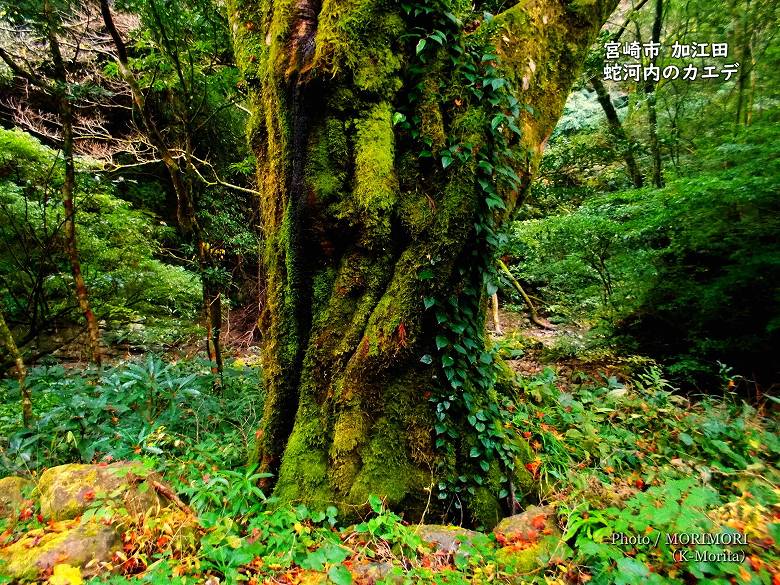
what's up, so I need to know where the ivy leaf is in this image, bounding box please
[470,447,481,458]
[430,30,446,45]
[436,335,449,350]
[441,154,453,169]
[328,564,353,585]
[368,494,383,514]
[420,354,433,365]
[444,11,461,26]
[392,112,406,126]
[424,297,436,309]
[416,38,427,54]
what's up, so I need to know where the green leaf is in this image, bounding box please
[444,11,461,26]
[328,564,353,585]
[424,297,436,309]
[416,38,427,54]
[436,335,449,350]
[418,268,434,280]
[420,354,433,365]
[392,112,406,126]
[368,494,383,514]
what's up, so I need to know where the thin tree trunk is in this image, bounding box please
[490,293,502,335]
[735,0,753,128]
[646,0,664,188]
[591,76,644,187]
[46,0,102,366]
[101,0,222,375]
[228,0,617,522]
[497,260,554,330]
[0,309,31,427]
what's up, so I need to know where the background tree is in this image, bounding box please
[0,0,103,365]
[100,0,260,376]
[504,0,780,386]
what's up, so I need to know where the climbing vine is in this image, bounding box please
[395,0,531,519]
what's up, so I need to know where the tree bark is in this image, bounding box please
[227,0,617,521]
[0,309,31,427]
[734,0,754,128]
[490,293,502,335]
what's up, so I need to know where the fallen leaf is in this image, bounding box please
[49,563,82,585]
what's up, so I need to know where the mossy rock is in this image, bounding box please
[0,476,34,520]
[0,520,119,580]
[495,534,570,574]
[494,505,559,541]
[494,506,568,574]
[416,524,480,554]
[37,461,170,520]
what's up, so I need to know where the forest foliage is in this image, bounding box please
[0,0,778,582]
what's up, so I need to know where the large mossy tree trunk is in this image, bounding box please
[227,0,616,521]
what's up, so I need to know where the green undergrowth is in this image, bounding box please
[0,356,263,477]
[1,358,777,584]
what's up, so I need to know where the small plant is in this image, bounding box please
[180,464,272,519]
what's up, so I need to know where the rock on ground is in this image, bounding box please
[0,520,119,580]
[493,506,570,573]
[37,461,170,520]
[0,461,184,581]
[0,476,34,520]
[416,525,480,554]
